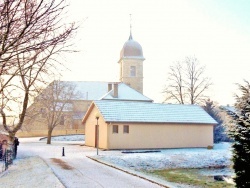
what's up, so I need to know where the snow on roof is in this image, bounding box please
[93,100,218,124]
[100,83,153,102]
[60,81,153,102]
[61,81,111,100]
[220,105,236,113]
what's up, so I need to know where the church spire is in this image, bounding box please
[129,14,133,40]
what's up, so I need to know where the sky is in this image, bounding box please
[61,0,250,105]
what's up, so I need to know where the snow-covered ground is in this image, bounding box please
[0,135,234,188]
[0,157,64,188]
[39,134,85,142]
[92,142,233,171]
[90,142,234,187]
[0,135,164,188]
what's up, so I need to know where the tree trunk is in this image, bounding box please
[47,128,53,144]
[8,132,16,144]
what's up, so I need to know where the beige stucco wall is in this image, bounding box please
[21,99,89,136]
[106,123,213,149]
[85,107,108,149]
[119,59,144,93]
[72,100,91,112]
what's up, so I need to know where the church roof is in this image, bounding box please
[58,81,153,102]
[100,83,152,102]
[119,34,144,60]
[83,100,217,125]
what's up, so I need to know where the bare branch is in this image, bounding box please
[163,56,212,104]
[0,0,78,142]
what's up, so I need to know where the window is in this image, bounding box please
[130,66,136,77]
[60,115,65,125]
[113,125,118,133]
[123,125,129,134]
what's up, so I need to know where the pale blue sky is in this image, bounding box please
[62,0,250,105]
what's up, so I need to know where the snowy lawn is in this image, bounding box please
[91,142,233,171]
[39,134,85,142]
[88,142,234,187]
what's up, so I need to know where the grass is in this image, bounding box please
[148,168,235,188]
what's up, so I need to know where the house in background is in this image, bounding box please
[19,82,152,137]
[82,100,217,149]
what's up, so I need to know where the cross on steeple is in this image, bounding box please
[129,14,133,40]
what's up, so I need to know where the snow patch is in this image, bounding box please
[91,142,232,170]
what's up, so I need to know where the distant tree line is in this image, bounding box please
[202,99,231,143]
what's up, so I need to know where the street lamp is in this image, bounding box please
[95,113,100,155]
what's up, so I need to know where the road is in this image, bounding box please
[16,137,164,188]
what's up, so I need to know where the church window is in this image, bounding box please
[123,125,129,134]
[130,66,136,77]
[113,125,118,133]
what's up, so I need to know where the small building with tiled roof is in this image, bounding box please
[82,100,217,149]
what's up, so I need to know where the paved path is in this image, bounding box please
[16,138,164,188]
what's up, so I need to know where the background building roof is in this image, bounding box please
[119,34,145,60]
[92,100,217,124]
[60,81,152,102]
[100,83,152,102]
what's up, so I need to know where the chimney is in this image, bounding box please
[113,83,118,98]
[108,83,112,92]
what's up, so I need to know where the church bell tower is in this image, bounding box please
[118,19,145,94]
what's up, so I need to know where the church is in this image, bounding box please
[20,29,217,149]
[82,31,217,149]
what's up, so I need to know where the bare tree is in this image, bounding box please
[0,0,77,143]
[163,56,212,105]
[163,62,185,104]
[35,81,78,144]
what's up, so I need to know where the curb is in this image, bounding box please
[87,156,169,188]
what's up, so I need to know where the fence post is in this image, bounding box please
[62,147,65,156]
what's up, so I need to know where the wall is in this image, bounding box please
[21,99,90,136]
[72,100,91,112]
[85,106,108,149]
[106,123,213,149]
[120,59,144,93]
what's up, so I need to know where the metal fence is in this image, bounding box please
[0,145,15,174]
